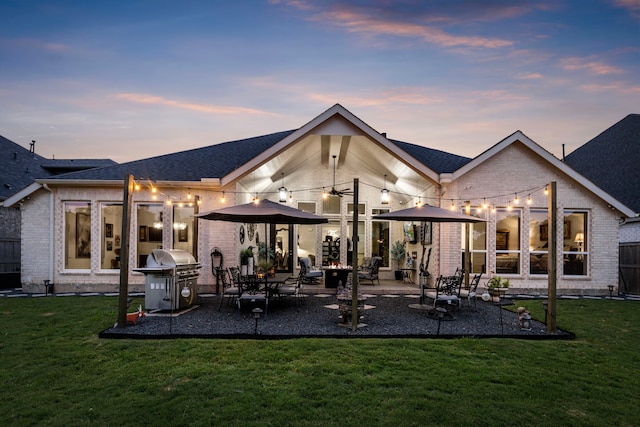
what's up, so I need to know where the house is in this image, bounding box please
[0,135,116,288]
[564,114,640,293]
[4,104,633,295]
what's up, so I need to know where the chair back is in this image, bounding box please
[437,274,462,297]
[469,274,481,292]
[370,257,382,274]
[299,257,311,275]
[239,274,262,296]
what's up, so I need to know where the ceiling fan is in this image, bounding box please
[325,155,352,197]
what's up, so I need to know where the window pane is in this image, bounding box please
[322,196,340,214]
[347,203,365,215]
[495,209,521,274]
[529,209,548,274]
[137,204,163,268]
[172,204,194,253]
[563,210,587,276]
[64,202,91,269]
[461,208,487,274]
[101,203,122,270]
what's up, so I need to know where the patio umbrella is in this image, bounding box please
[372,204,487,223]
[373,204,486,306]
[196,199,328,225]
[197,199,328,284]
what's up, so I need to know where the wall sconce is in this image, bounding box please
[279,173,287,203]
[380,174,390,204]
[608,285,614,299]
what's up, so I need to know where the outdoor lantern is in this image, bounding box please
[181,285,191,298]
[381,174,390,204]
[608,285,614,298]
[279,173,288,203]
[252,307,263,334]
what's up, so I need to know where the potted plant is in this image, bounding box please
[487,275,510,301]
[240,246,254,275]
[390,240,406,281]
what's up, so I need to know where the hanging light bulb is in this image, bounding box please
[415,197,423,208]
[526,194,532,205]
[507,201,513,211]
[322,187,328,199]
[380,174,390,205]
[166,198,172,206]
[289,192,293,203]
[253,196,259,204]
[482,198,488,210]
[134,182,141,191]
[513,193,520,204]
[544,186,549,195]
[279,173,287,203]
[221,192,226,203]
[450,200,456,211]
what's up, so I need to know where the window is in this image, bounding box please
[101,203,122,270]
[172,204,194,252]
[322,196,340,215]
[372,209,390,268]
[461,207,487,274]
[64,202,91,269]
[495,208,521,274]
[137,203,163,267]
[563,210,588,276]
[529,209,548,275]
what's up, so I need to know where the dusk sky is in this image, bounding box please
[1,0,638,163]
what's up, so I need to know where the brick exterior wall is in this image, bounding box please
[17,140,624,296]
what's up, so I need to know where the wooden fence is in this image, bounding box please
[619,243,640,295]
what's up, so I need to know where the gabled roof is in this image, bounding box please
[43,104,462,185]
[49,130,296,183]
[450,130,635,218]
[565,114,640,214]
[390,139,471,174]
[0,135,53,200]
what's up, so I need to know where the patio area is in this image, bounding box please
[100,280,574,339]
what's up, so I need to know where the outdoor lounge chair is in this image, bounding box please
[357,256,382,286]
[299,257,323,285]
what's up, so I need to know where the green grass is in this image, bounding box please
[1,297,639,426]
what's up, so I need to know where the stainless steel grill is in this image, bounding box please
[133,249,201,311]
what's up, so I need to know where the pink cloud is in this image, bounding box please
[314,9,513,49]
[561,57,624,75]
[114,93,278,116]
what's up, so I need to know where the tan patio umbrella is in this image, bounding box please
[197,199,328,285]
[373,204,486,306]
[197,199,328,225]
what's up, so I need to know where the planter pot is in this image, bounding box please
[394,271,403,281]
[248,257,254,275]
[241,265,248,276]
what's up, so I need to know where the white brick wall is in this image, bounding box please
[18,140,624,296]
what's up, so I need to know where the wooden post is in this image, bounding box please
[351,178,359,332]
[464,201,471,287]
[547,181,557,333]
[117,174,134,328]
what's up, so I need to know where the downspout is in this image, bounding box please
[42,184,54,283]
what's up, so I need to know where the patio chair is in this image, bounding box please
[357,256,382,286]
[425,274,462,309]
[459,273,481,311]
[218,267,240,311]
[237,274,268,318]
[275,275,305,305]
[299,257,323,285]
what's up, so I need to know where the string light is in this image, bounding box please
[221,192,226,203]
[513,193,520,204]
[450,200,456,211]
[526,195,532,205]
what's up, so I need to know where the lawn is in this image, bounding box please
[1,296,638,426]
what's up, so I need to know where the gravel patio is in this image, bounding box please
[100,290,574,340]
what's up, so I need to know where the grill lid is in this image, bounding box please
[147,249,198,268]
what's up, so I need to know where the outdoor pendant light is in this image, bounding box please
[381,174,389,204]
[279,173,287,203]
